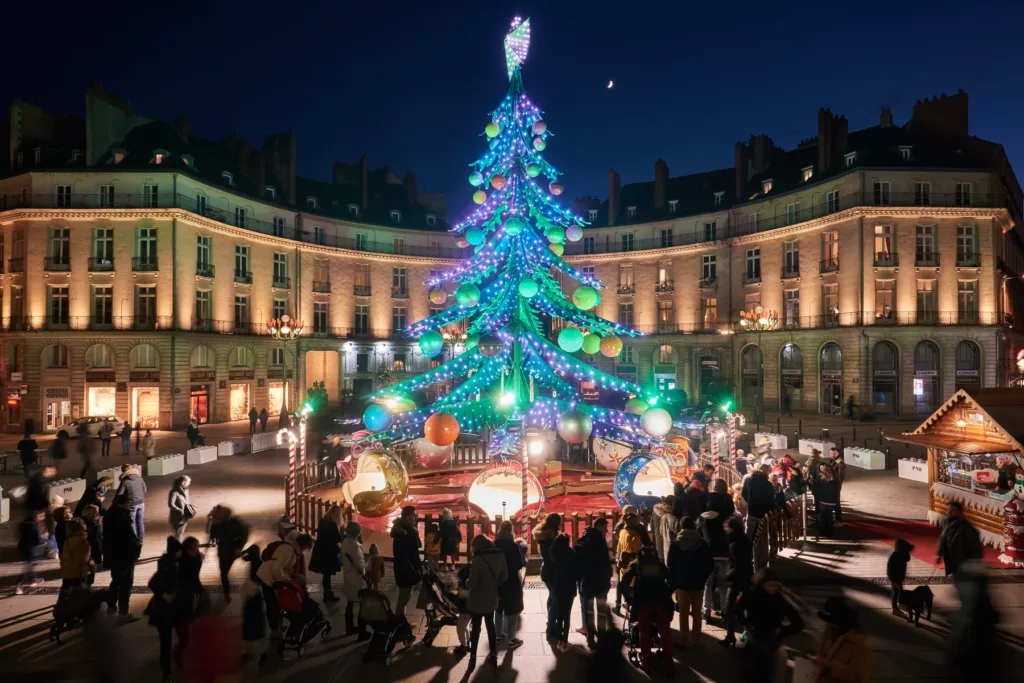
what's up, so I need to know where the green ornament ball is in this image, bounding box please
[545,227,565,244]
[472,190,487,205]
[465,333,480,350]
[594,291,602,306]
[625,397,648,415]
[582,333,602,355]
[456,283,481,307]
[533,137,546,151]
[485,121,500,138]
[526,163,541,178]
[572,286,598,311]
[518,278,539,298]
[466,228,485,246]
[419,330,444,358]
[557,327,585,353]
[549,243,564,257]
[469,171,484,187]
[504,216,525,235]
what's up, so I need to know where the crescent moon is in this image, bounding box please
[607,80,614,88]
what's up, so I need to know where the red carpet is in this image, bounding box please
[847,518,1004,569]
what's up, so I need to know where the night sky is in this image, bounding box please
[5,0,1022,217]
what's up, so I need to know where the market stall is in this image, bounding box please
[886,389,1023,552]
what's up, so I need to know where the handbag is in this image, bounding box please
[185,504,197,520]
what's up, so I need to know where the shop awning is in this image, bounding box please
[884,432,1019,455]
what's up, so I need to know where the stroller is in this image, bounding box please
[274,580,332,656]
[50,584,105,645]
[624,609,663,668]
[359,588,415,665]
[418,568,460,647]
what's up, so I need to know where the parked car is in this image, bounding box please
[67,415,124,437]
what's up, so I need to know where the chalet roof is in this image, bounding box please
[885,389,1024,457]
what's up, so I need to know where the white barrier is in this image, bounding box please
[898,458,929,483]
[96,466,122,486]
[48,477,86,504]
[148,454,186,476]
[1,495,8,524]
[186,446,218,465]
[251,432,280,453]
[755,432,788,450]
[845,446,886,470]
[799,438,835,457]
[217,439,247,457]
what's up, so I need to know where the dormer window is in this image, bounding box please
[264,185,276,199]
[844,152,857,168]
[390,210,402,223]
[70,150,82,163]
[221,171,234,186]
[347,203,359,216]
[588,209,598,221]
[713,191,724,206]
[627,205,637,218]
[16,152,23,168]
[181,154,194,169]
[801,166,813,182]
[152,149,169,165]
[762,179,773,194]
[899,145,912,161]
[668,199,679,213]
[426,213,437,226]
[111,149,126,165]
[306,196,319,210]
[34,148,41,164]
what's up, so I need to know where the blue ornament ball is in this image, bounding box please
[466,228,485,246]
[504,216,525,235]
[363,403,393,433]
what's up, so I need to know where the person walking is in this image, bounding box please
[936,501,983,577]
[240,545,267,665]
[120,421,132,457]
[723,516,753,647]
[668,517,714,647]
[143,430,155,458]
[104,494,142,620]
[17,429,39,476]
[259,408,269,433]
[116,463,147,542]
[390,505,422,621]
[167,476,194,541]
[309,505,344,603]
[621,545,675,678]
[737,568,804,683]
[340,521,369,639]
[700,480,733,620]
[78,429,98,480]
[186,421,200,450]
[438,507,462,569]
[147,537,182,683]
[134,420,143,451]
[25,465,56,518]
[845,394,856,420]
[465,534,508,670]
[742,465,778,538]
[614,508,643,614]
[100,420,114,457]
[209,506,249,601]
[828,447,846,525]
[15,510,49,594]
[812,597,871,683]
[948,560,1001,682]
[533,512,563,636]
[255,529,307,632]
[550,533,580,652]
[173,536,206,667]
[248,407,258,435]
[813,467,840,538]
[575,517,613,649]
[493,521,525,650]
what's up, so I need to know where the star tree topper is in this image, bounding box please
[504,16,531,78]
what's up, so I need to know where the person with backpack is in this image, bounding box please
[667,517,714,646]
[576,517,613,649]
[259,408,269,433]
[104,494,142,620]
[621,546,675,677]
[255,530,310,630]
[390,505,422,621]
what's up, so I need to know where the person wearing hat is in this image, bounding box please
[736,568,804,679]
[75,476,113,518]
[811,597,870,683]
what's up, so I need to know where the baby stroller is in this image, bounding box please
[624,609,663,668]
[418,568,460,647]
[274,579,332,656]
[50,584,104,645]
[359,588,415,665]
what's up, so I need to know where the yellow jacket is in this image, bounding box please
[817,628,871,683]
[616,525,642,578]
[60,531,92,580]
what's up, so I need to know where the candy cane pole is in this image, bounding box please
[278,428,298,522]
[712,429,721,479]
[728,412,737,468]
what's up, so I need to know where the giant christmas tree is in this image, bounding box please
[367,18,671,454]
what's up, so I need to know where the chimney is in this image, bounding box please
[174,116,189,143]
[817,110,848,173]
[607,169,621,226]
[879,107,893,128]
[405,171,418,206]
[360,154,369,209]
[262,131,298,205]
[911,90,968,140]
[654,159,669,209]
[734,141,748,198]
[751,134,774,175]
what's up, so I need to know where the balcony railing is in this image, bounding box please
[196,263,215,278]
[698,276,717,289]
[632,322,734,335]
[655,281,674,293]
[312,281,332,293]
[234,270,253,284]
[391,287,409,298]
[617,285,635,295]
[742,270,762,284]
[781,266,800,279]
[873,251,898,267]
[8,258,23,273]
[273,276,291,289]
[915,253,939,267]
[956,251,981,267]
[354,285,372,296]
[44,256,71,272]
[133,257,158,272]
[89,256,115,272]
[820,258,840,273]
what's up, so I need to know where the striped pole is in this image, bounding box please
[299,418,306,468]
[521,443,529,536]
[712,427,721,479]
[287,434,297,521]
[728,412,737,468]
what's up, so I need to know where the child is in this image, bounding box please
[887,539,913,617]
[423,522,441,572]
[450,563,473,656]
[52,506,73,558]
[366,543,385,592]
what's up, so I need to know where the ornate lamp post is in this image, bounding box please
[267,314,304,414]
[738,307,778,427]
[269,315,306,523]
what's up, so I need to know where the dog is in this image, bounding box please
[898,585,934,625]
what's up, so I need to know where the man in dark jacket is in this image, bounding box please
[103,494,142,619]
[82,504,104,578]
[723,516,753,646]
[936,501,983,577]
[17,432,38,477]
[742,467,777,536]
[828,447,846,524]
[116,465,147,542]
[25,466,56,514]
[737,568,804,678]
[667,517,713,646]
[887,538,913,616]
[390,505,422,620]
[210,506,250,601]
[576,518,613,648]
[621,547,674,677]
[698,482,732,619]
[248,407,259,434]
[680,479,708,520]
[74,476,113,518]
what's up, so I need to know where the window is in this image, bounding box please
[354,264,371,294]
[137,227,157,263]
[273,253,288,284]
[134,344,157,368]
[235,245,250,278]
[34,148,41,164]
[660,229,673,248]
[234,295,250,330]
[429,240,442,256]
[99,185,115,208]
[221,171,233,186]
[786,202,798,224]
[196,193,208,215]
[618,302,634,326]
[657,300,673,331]
[744,292,761,311]
[393,353,406,371]
[704,221,718,241]
[701,255,717,282]
[956,226,977,265]
[390,210,402,223]
[626,206,636,218]
[86,344,112,368]
[618,263,634,291]
[394,238,406,255]
[143,184,159,207]
[264,186,276,199]
[190,345,211,368]
[392,267,407,296]
[313,303,329,334]
[657,261,672,288]
[668,200,679,213]
[46,344,69,368]
[745,248,761,282]
[348,204,359,216]
[916,279,937,323]
[899,146,912,161]
[392,306,407,330]
[12,229,24,259]
[306,196,318,210]
[701,298,717,328]
[356,353,369,372]
[194,290,211,325]
[136,286,156,324]
[10,286,23,323]
[955,182,972,207]
[588,209,598,221]
[355,233,368,251]
[826,190,840,214]
[580,265,595,280]
[49,227,70,265]
[92,286,113,326]
[762,179,773,194]
[354,304,369,334]
[270,299,286,320]
[783,241,799,275]
[426,214,437,226]
[915,226,936,265]
[230,347,252,368]
[875,280,895,321]
[800,166,814,183]
[746,214,758,231]
[873,180,891,205]
[55,185,72,208]
[272,217,285,237]
[620,233,634,251]
[312,226,325,245]
[713,191,724,206]
[271,348,285,366]
[874,225,894,263]
[313,258,329,286]
[234,207,248,228]
[583,236,595,254]
[620,345,635,364]
[914,181,931,205]
[822,283,839,321]
[196,235,211,269]
[844,152,857,167]
[152,150,166,165]
[784,290,800,327]
[822,231,839,270]
[958,280,978,322]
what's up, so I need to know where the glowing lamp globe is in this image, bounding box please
[600,335,623,358]
[472,190,487,205]
[532,120,547,135]
[477,334,503,357]
[455,237,469,248]
[428,288,448,305]
[412,437,453,469]
[545,227,565,244]
[533,137,546,151]
[549,243,564,257]
[549,182,564,196]
[504,216,525,235]
[557,327,585,353]
[526,163,541,178]
[593,437,633,471]
[469,171,484,187]
[418,330,444,358]
[557,408,593,444]
[614,453,675,511]
[456,283,481,307]
[582,333,602,355]
[572,286,598,311]
[490,174,506,190]
[465,333,480,350]
[518,278,539,298]
[625,397,648,415]
[566,225,583,242]
[424,413,460,447]
[467,460,543,520]
[466,228,485,246]
[485,121,501,138]
[641,407,673,438]
[341,450,408,518]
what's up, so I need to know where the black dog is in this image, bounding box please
[899,585,934,625]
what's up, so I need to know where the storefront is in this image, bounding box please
[872,341,899,417]
[229,370,254,421]
[955,341,981,393]
[85,370,117,416]
[913,341,940,415]
[780,343,803,409]
[129,371,161,429]
[189,370,215,424]
[267,368,286,416]
[43,386,72,431]
[698,355,721,401]
[819,342,843,415]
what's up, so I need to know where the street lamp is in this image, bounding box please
[267,314,304,415]
[738,307,778,427]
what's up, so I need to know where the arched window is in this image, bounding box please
[231,346,253,368]
[190,345,212,368]
[44,344,69,368]
[955,340,981,391]
[913,341,940,414]
[872,341,899,416]
[86,344,113,368]
[873,341,898,373]
[781,343,803,370]
[271,347,285,366]
[914,341,939,371]
[658,345,675,364]
[820,342,842,373]
[131,344,157,369]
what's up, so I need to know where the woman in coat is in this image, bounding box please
[493,520,525,649]
[438,507,462,569]
[59,518,93,594]
[147,537,182,683]
[340,521,368,639]
[167,476,193,541]
[465,534,508,670]
[174,536,206,666]
[308,505,344,603]
[549,533,580,652]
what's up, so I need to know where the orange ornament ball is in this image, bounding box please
[424,412,460,447]
[600,335,623,358]
[490,174,506,190]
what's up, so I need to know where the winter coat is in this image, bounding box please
[340,536,366,602]
[726,529,753,587]
[424,531,442,556]
[816,627,871,683]
[211,516,249,561]
[102,507,141,569]
[738,583,804,644]
[806,455,824,485]
[886,539,912,583]
[439,518,462,555]
[465,546,508,614]
[667,528,713,592]
[390,518,422,588]
[495,536,525,614]
[651,501,672,561]
[534,527,559,584]
[698,509,729,558]
[742,471,778,518]
[17,437,38,469]
[830,456,847,484]
[143,433,155,458]
[256,537,299,586]
[146,553,179,626]
[681,482,708,520]
[308,518,343,575]
[167,484,192,527]
[551,545,581,598]
[120,425,132,442]
[621,551,674,619]
[813,478,839,506]
[85,518,103,567]
[615,523,644,580]
[60,528,92,580]
[937,517,983,576]
[116,469,147,507]
[707,490,735,519]
[575,527,613,596]
[25,470,51,513]
[786,468,807,497]
[176,552,205,622]
[74,484,107,518]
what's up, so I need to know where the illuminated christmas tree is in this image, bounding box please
[366,18,672,453]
